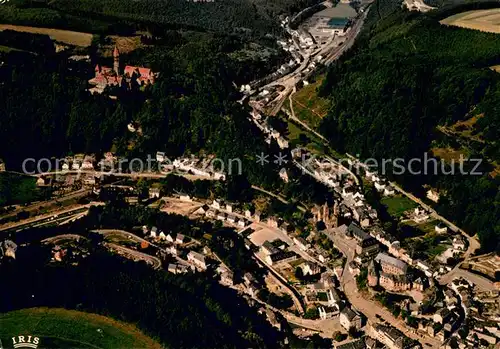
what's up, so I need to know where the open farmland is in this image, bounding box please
[0,24,93,46]
[440,9,500,34]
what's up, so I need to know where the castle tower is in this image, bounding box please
[113,45,120,75]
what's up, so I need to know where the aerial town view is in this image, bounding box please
[0,0,498,348]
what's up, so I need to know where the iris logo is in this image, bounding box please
[11,336,40,349]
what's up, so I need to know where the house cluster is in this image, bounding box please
[59,154,97,172]
[248,110,289,149]
[141,225,211,272]
[367,322,421,349]
[243,272,262,298]
[446,278,500,347]
[260,239,298,266]
[171,156,226,180]
[0,239,17,260]
[88,46,157,94]
[199,199,249,228]
[364,168,396,196]
[146,226,187,246]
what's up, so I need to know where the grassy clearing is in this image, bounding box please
[291,77,329,128]
[381,195,417,217]
[0,24,93,46]
[431,146,469,163]
[440,9,500,34]
[0,308,162,349]
[490,65,500,73]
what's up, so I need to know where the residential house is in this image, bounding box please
[279,168,289,182]
[149,187,161,199]
[175,234,185,244]
[221,270,234,286]
[427,189,440,203]
[267,216,279,228]
[254,211,261,222]
[340,307,362,331]
[179,194,191,202]
[187,251,207,270]
[150,227,158,238]
[261,241,279,255]
[435,223,448,234]
[245,209,254,218]
[434,308,452,324]
[167,264,178,274]
[156,151,166,162]
[243,272,256,285]
[36,177,50,187]
[265,251,298,266]
[293,236,310,251]
[212,199,224,210]
[384,186,395,196]
[300,261,321,276]
[334,339,364,349]
[452,236,466,250]
[217,212,226,221]
[370,323,419,349]
[166,234,174,243]
[319,305,340,320]
[374,180,386,192]
[166,245,178,256]
[227,215,237,224]
[206,209,216,218]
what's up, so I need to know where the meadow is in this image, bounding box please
[440,9,500,34]
[0,308,162,349]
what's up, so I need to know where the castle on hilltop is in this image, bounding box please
[88,45,157,94]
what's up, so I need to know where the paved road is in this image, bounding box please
[103,242,162,270]
[326,229,441,348]
[92,229,191,268]
[42,234,86,244]
[438,268,496,291]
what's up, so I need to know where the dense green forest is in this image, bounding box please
[0,29,288,189]
[0,0,321,38]
[0,243,284,348]
[319,6,500,251]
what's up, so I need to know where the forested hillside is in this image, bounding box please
[0,30,287,190]
[319,7,500,252]
[0,244,284,348]
[0,0,321,38]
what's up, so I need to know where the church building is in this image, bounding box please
[88,45,157,94]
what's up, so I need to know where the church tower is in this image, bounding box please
[113,45,120,75]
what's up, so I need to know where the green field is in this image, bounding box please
[381,195,417,217]
[0,173,40,206]
[292,77,330,129]
[0,308,162,349]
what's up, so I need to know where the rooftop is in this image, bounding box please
[375,252,408,272]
